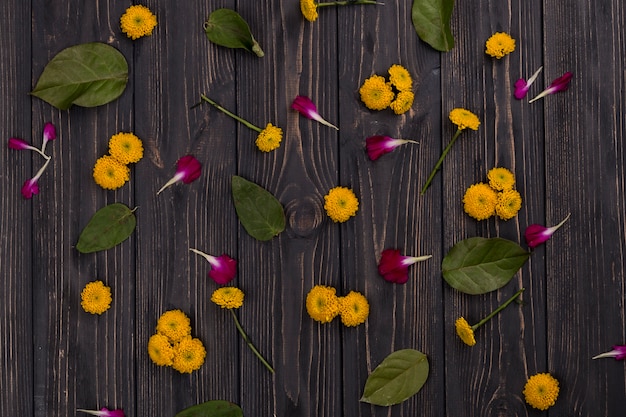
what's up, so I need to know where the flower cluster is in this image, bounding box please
[485,32,516,59]
[120,5,157,40]
[93,132,144,190]
[324,186,359,223]
[463,167,522,221]
[359,64,414,114]
[8,122,56,199]
[81,281,113,315]
[300,0,380,23]
[148,309,206,373]
[305,285,369,327]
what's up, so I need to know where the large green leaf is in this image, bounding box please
[361,349,429,406]
[231,175,285,241]
[76,203,137,253]
[204,9,264,57]
[175,400,243,417]
[31,42,128,110]
[442,237,530,295]
[411,0,455,52]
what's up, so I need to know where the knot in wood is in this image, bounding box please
[286,197,323,237]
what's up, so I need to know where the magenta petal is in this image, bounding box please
[378,249,410,284]
[77,407,125,417]
[43,122,57,141]
[365,135,395,161]
[549,71,573,92]
[613,345,626,360]
[524,224,551,249]
[291,95,318,120]
[208,254,237,285]
[176,155,202,184]
[21,178,40,199]
[514,79,529,100]
[8,137,32,150]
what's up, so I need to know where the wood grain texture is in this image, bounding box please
[1,1,625,417]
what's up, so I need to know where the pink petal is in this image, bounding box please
[378,249,410,284]
[8,137,33,150]
[43,122,57,141]
[291,95,318,120]
[208,254,238,285]
[549,71,573,92]
[365,135,394,161]
[21,178,39,199]
[514,79,529,100]
[177,155,202,184]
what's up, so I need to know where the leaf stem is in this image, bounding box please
[200,94,262,132]
[420,128,463,195]
[230,309,275,373]
[472,288,525,330]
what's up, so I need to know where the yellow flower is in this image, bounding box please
[80,280,112,315]
[359,75,394,110]
[211,287,245,309]
[156,309,191,343]
[523,373,560,410]
[388,64,413,92]
[93,155,130,190]
[300,0,318,22]
[485,32,516,59]
[147,334,174,367]
[454,317,476,346]
[172,336,206,374]
[338,291,369,327]
[305,285,340,323]
[449,108,480,131]
[108,132,144,164]
[120,5,157,40]
[324,186,359,223]
[496,189,522,220]
[463,183,497,220]
[487,167,515,191]
[389,91,414,115]
[255,123,283,152]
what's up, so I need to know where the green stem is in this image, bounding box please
[420,128,463,195]
[318,0,381,6]
[472,288,525,330]
[200,94,262,133]
[230,309,275,373]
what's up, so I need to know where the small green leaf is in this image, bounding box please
[411,0,455,52]
[175,400,243,417]
[231,175,285,241]
[361,349,429,406]
[442,237,530,295]
[31,42,128,110]
[205,9,264,57]
[76,203,136,253]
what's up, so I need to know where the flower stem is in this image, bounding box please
[200,94,262,133]
[420,128,463,195]
[317,0,381,6]
[472,288,525,330]
[230,309,274,373]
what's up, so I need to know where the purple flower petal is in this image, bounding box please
[21,178,39,199]
[377,249,431,284]
[291,95,338,130]
[592,344,626,360]
[365,136,418,161]
[524,213,570,249]
[157,155,202,194]
[529,71,573,103]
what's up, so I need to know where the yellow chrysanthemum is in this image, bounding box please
[485,32,516,59]
[80,280,112,315]
[156,309,192,343]
[120,5,157,40]
[390,91,414,115]
[487,167,515,191]
[108,132,144,164]
[454,317,476,346]
[449,108,481,131]
[388,64,413,92]
[211,287,244,309]
[300,0,318,22]
[359,75,394,111]
[463,183,497,220]
[305,285,340,323]
[324,186,359,223]
[93,155,130,190]
[147,333,175,367]
[338,291,369,327]
[172,336,206,374]
[496,189,522,220]
[523,373,560,410]
[255,123,283,152]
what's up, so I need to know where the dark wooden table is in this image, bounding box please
[2,1,625,416]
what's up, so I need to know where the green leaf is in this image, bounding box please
[442,237,530,295]
[411,0,455,52]
[231,175,285,241]
[204,8,264,57]
[361,349,429,406]
[76,203,137,253]
[31,42,128,110]
[175,400,243,417]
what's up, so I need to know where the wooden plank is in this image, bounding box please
[0,1,33,416]
[544,1,626,415]
[30,1,135,415]
[337,2,445,416]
